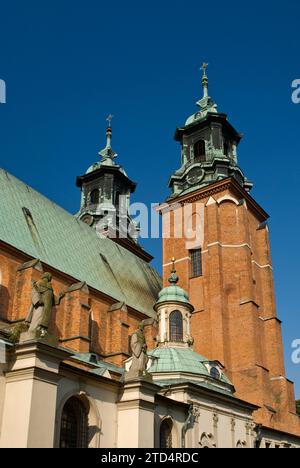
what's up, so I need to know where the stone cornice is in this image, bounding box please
[164,381,259,412]
[61,362,121,388]
[4,366,61,385]
[162,178,269,222]
[117,399,156,412]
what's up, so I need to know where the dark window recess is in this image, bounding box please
[190,249,202,278]
[169,310,183,342]
[194,140,206,162]
[60,397,88,448]
[224,140,229,157]
[210,366,221,380]
[90,189,100,205]
[115,191,121,209]
[160,420,173,448]
[88,313,93,345]
[89,353,98,364]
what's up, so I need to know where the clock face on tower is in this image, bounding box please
[186,167,204,186]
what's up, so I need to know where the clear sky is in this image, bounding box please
[0,0,299,397]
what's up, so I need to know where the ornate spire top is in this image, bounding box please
[106,114,114,128]
[201,62,209,76]
[196,62,218,115]
[98,115,118,164]
[201,62,209,98]
[168,257,179,285]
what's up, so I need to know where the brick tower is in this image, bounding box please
[160,64,300,435]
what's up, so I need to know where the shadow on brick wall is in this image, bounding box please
[90,318,103,355]
[0,285,10,320]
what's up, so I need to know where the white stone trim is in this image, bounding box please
[206,196,217,206]
[217,195,239,205]
[252,260,273,270]
[207,241,251,250]
[163,257,190,267]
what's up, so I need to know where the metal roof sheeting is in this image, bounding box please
[0,169,161,317]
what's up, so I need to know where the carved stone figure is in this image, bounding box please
[24,272,65,337]
[125,323,149,380]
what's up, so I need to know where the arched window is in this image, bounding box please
[160,419,173,448]
[169,310,183,342]
[194,139,206,162]
[90,189,100,205]
[60,397,88,448]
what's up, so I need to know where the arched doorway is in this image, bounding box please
[59,396,89,448]
[160,418,173,448]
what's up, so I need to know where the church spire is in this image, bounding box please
[168,64,253,197]
[196,62,218,115]
[98,115,117,165]
[201,62,209,98]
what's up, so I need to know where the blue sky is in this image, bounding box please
[0,0,299,397]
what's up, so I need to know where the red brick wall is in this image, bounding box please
[161,180,300,435]
[0,243,149,368]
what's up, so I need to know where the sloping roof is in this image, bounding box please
[148,347,234,394]
[72,353,124,376]
[0,169,161,317]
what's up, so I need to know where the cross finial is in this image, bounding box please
[98,114,117,162]
[106,114,114,128]
[168,258,179,285]
[201,62,209,77]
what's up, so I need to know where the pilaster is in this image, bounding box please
[117,379,160,448]
[0,341,71,448]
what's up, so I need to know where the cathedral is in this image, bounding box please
[0,67,299,449]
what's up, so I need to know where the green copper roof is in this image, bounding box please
[154,378,234,397]
[148,347,232,386]
[0,169,161,317]
[72,353,124,375]
[156,285,190,305]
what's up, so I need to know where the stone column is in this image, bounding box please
[0,341,71,448]
[117,379,159,448]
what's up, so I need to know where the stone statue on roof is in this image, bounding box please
[24,272,65,340]
[125,322,150,380]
